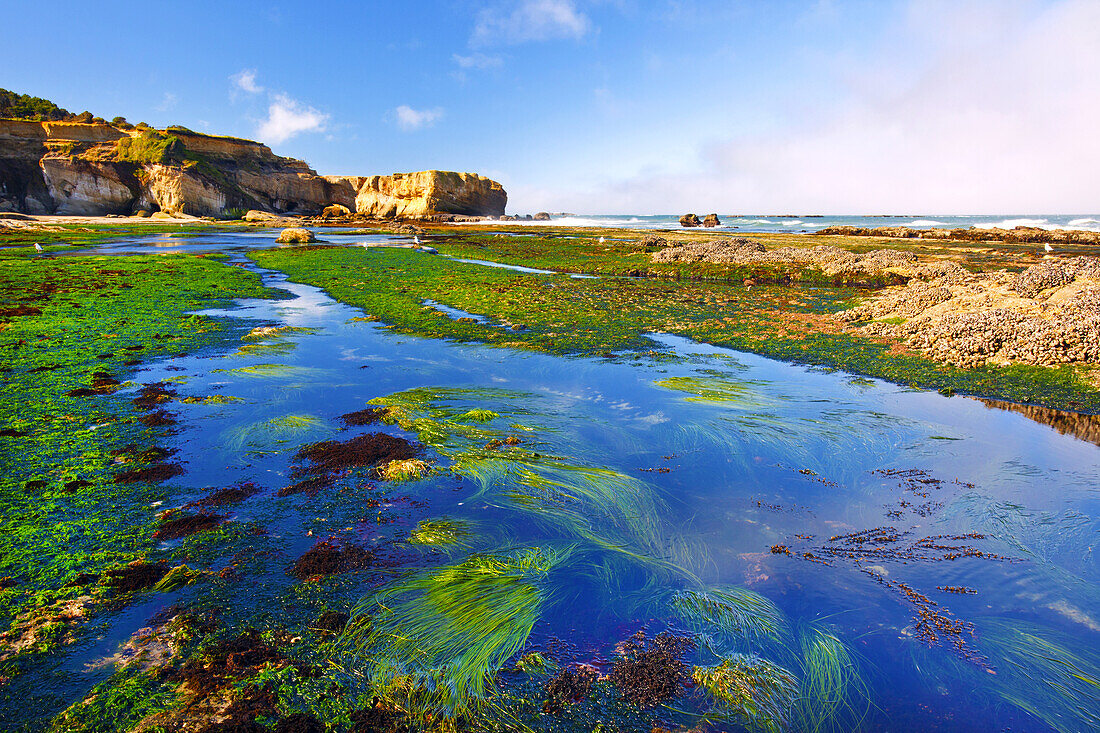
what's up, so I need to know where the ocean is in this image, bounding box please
[475,214,1100,233]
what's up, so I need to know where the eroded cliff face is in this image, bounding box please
[331,171,507,219]
[0,120,506,218]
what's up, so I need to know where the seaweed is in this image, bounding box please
[153,512,226,540]
[295,432,420,475]
[544,666,598,714]
[289,540,375,579]
[692,655,798,733]
[608,630,695,707]
[341,547,567,720]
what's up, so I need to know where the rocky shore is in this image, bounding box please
[839,258,1100,369]
[816,224,1100,245]
[650,236,964,281]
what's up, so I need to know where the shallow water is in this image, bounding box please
[464,213,1100,233]
[11,234,1100,731]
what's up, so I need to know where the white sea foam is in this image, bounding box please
[1068,218,1100,227]
[781,220,803,227]
[974,218,1050,230]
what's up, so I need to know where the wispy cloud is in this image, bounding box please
[393,105,444,131]
[536,0,1100,214]
[230,68,264,94]
[453,52,504,69]
[155,92,177,112]
[473,0,590,45]
[257,94,328,144]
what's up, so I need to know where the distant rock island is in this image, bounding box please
[0,90,506,219]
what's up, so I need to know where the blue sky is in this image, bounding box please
[4,1,1097,213]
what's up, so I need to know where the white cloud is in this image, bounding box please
[453,52,504,69]
[231,69,264,94]
[257,94,328,144]
[394,105,444,131]
[155,92,177,112]
[473,0,590,45]
[544,0,1100,214]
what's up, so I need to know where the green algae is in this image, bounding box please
[692,655,799,733]
[795,626,871,733]
[670,587,789,653]
[342,546,568,721]
[247,244,1100,412]
[0,250,276,664]
[409,518,472,548]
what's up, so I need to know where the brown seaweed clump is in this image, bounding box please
[132,382,177,410]
[277,474,335,498]
[289,541,375,579]
[104,561,170,594]
[609,631,695,707]
[273,713,325,733]
[348,703,408,733]
[154,512,226,540]
[340,407,386,426]
[188,482,260,508]
[139,409,179,427]
[295,433,419,474]
[313,611,350,635]
[544,665,598,714]
[114,462,186,484]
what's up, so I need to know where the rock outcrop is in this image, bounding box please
[703,213,721,227]
[0,119,507,219]
[679,213,701,227]
[839,257,1100,368]
[651,237,964,282]
[326,171,506,220]
[275,227,318,244]
[816,224,1100,246]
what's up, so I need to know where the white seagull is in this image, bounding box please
[414,235,421,245]
[34,243,43,253]
[1044,243,1054,253]
[598,236,605,244]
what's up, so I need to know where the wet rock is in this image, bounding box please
[321,203,351,218]
[702,213,721,227]
[534,211,551,220]
[679,213,701,227]
[275,227,318,244]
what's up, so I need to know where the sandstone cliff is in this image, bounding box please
[324,171,506,219]
[0,119,506,219]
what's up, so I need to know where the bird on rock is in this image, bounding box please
[34,243,43,253]
[1044,243,1054,253]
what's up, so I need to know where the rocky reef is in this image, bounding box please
[0,119,506,219]
[839,257,1100,368]
[816,224,1100,246]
